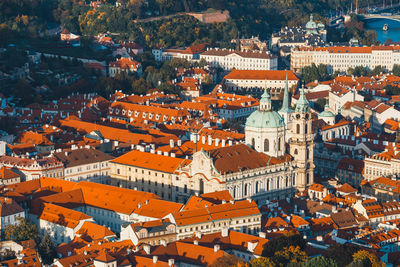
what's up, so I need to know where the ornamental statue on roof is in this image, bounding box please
[305,14,325,35]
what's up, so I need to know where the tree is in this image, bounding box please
[384,85,400,96]
[314,98,326,112]
[250,257,276,267]
[350,250,384,267]
[302,256,338,267]
[369,65,385,76]
[4,217,39,242]
[262,232,306,258]
[273,245,309,265]
[209,254,245,267]
[325,244,359,267]
[38,233,57,265]
[393,64,400,77]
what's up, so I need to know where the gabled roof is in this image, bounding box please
[208,144,291,174]
[111,150,191,173]
[337,183,357,194]
[0,197,24,217]
[172,199,260,226]
[224,70,298,81]
[36,203,91,229]
[76,221,116,242]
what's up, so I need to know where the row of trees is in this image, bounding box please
[0,0,387,49]
[211,232,384,266]
[301,63,400,85]
[4,217,57,265]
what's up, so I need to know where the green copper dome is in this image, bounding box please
[246,88,284,129]
[246,110,285,129]
[319,104,334,117]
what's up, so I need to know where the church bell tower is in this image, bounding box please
[289,87,314,190]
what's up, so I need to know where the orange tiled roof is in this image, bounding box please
[37,203,92,229]
[173,199,260,226]
[76,221,116,242]
[224,69,298,81]
[111,150,191,173]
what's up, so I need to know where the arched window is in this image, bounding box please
[306,173,310,185]
[278,138,281,151]
[264,139,269,152]
[266,180,270,191]
[244,184,248,196]
[305,123,308,134]
[251,138,255,148]
[296,124,300,134]
[256,181,260,193]
[294,148,298,155]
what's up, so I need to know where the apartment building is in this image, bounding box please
[223,70,298,100]
[165,199,262,240]
[110,150,190,201]
[121,219,177,246]
[361,177,400,202]
[54,147,114,183]
[108,58,142,77]
[152,43,209,61]
[0,197,25,232]
[291,45,400,73]
[0,155,63,181]
[200,48,278,70]
[364,149,400,181]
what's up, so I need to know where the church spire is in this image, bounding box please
[279,70,293,113]
[295,86,310,113]
[260,84,272,111]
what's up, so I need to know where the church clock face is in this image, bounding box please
[296,114,300,119]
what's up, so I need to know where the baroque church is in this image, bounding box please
[176,75,315,204]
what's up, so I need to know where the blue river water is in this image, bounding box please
[364,18,400,44]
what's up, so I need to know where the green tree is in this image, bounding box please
[349,250,384,267]
[368,65,385,76]
[209,254,244,267]
[4,217,39,242]
[393,64,400,76]
[314,98,326,112]
[384,84,400,96]
[325,244,359,267]
[38,233,57,265]
[273,245,309,265]
[302,64,322,84]
[250,257,276,267]
[302,256,338,267]
[262,232,306,258]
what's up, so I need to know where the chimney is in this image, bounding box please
[214,244,220,252]
[153,256,158,263]
[259,232,266,238]
[208,135,212,145]
[221,139,226,147]
[168,259,175,266]
[170,139,174,148]
[194,240,199,245]
[228,140,233,146]
[202,136,206,144]
[215,138,220,146]
[177,139,182,146]
[143,244,151,255]
[221,228,229,237]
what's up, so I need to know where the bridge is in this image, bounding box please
[359,13,400,22]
